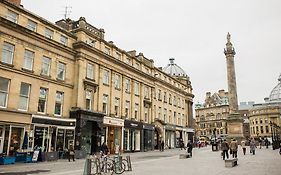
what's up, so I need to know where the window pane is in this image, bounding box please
[45,28,54,39]
[57,62,65,80]
[7,10,18,23]
[41,57,51,76]
[2,42,14,64]
[60,35,68,45]
[23,50,34,70]
[0,92,7,107]
[87,64,94,79]
[55,103,62,115]
[27,19,37,31]
[19,96,28,110]
[20,83,30,96]
[0,77,9,91]
[38,99,46,112]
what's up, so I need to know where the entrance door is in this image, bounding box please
[0,127,4,153]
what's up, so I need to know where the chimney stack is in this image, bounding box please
[7,0,21,6]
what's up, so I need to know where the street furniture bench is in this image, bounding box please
[225,158,238,167]
[179,153,191,159]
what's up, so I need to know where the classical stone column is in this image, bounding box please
[224,33,244,140]
[224,33,239,113]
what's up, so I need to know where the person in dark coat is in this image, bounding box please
[221,139,229,160]
[101,142,109,155]
[68,145,75,162]
[186,140,193,157]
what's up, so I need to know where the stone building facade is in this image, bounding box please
[0,0,194,158]
[195,90,229,140]
[249,75,281,140]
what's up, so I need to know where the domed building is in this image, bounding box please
[249,74,281,145]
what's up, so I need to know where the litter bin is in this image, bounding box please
[212,143,218,151]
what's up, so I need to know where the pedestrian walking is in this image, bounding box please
[187,140,193,157]
[250,138,256,155]
[221,139,229,160]
[229,139,238,158]
[241,140,246,155]
[265,138,269,149]
[68,145,75,162]
[179,138,185,150]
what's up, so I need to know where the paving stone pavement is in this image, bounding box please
[0,146,280,175]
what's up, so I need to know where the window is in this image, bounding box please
[174,112,176,124]
[158,89,162,100]
[54,91,64,116]
[134,63,140,69]
[0,77,10,108]
[27,19,37,31]
[169,94,172,104]
[163,92,167,102]
[85,90,92,110]
[164,108,167,122]
[41,56,51,76]
[2,42,15,64]
[265,126,269,133]
[182,99,185,109]
[18,83,30,111]
[125,101,130,119]
[144,107,148,122]
[114,74,121,89]
[158,107,161,119]
[45,28,54,39]
[178,98,181,107]
[102,94,108,114]
[134,103,139,119]
[23,50,34,70]
[260,119,263,124]
[144,86,149,99]
[260,126,264,134]
[116,52,121,60]
[38,88,48,113]
[178,113,181,125]
[114,98,120,116]
[7,10,18,23]
[86,63,94,80]
[57,62,66,80]
[60,35,68,46]
[125,78,130,92]
[173,96,177,106]
[103,70,109,85]
[134,82,139,95]
[104,47,110,55]
[125,57,131,65]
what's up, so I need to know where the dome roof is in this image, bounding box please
[163,58,188,77]
[269,74,281,102]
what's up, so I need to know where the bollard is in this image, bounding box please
[126,156,132,171]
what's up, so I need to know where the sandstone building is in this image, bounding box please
[0,0,194,158]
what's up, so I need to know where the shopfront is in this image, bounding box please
[123,120,142,153]
[103,116,124,154]
[70,108,105,156]
[31,115,76,160]
[142,123,155,152]
[0,111,31,157]
[165,124,176,149]
[175,126,183,148]
[153,119,164,150]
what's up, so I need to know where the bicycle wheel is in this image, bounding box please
[121,159,128,171]
[101,162,113,175]
[113,162,126,174]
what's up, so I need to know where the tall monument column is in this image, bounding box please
[224,33,244,140]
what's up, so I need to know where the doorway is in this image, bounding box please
[0,126,4,153]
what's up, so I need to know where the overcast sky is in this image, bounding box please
[22,0,281,105]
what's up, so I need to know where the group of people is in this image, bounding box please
[220,138,265,160]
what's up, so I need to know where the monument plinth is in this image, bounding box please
[224,33,244,140]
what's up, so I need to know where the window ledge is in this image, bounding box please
[21,67,34,73]
[0,61,14,68]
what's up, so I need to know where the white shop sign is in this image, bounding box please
[103,116,124,127]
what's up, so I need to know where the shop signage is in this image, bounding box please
[143,123,155,130]
[104,116,124,127]
[124,120,143,129]
[32,115,76,127]
[165,124,176,131]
